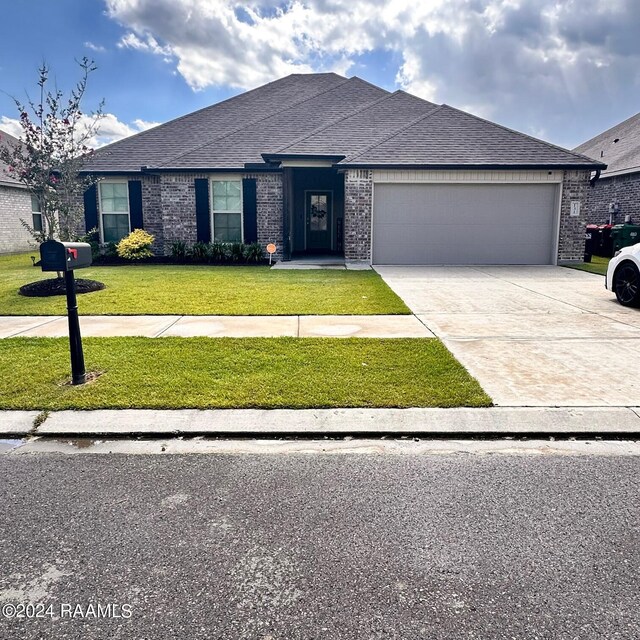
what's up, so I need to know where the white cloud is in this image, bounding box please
[84,41,106,52]
[102,0,640,147]
[0,114,161,149]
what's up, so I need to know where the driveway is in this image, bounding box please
[375,266,640,406]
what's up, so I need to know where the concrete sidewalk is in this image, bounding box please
[0,314,432,338]
[2,407,639,438]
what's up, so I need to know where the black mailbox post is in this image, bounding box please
[39,240,93,385]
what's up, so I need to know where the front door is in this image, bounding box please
[306,191,332,252]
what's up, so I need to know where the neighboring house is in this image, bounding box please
[0,129,41,254]
[82,73,604,265]
[574,112,640,225]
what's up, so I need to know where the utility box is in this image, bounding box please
[40,240,92,272]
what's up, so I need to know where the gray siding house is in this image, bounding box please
[0,129,40,254]
[575,112,640,226]
[82,73,604,265]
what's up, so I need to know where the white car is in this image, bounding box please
[606,243,640,307]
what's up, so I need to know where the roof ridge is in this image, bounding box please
[344,104,444,162]
[272,89,398,154]
[93,73,345,159]
[395,89,438,109]
[575,110,640,151]
[441,104,601,165]
[157,76,355,168]
[0,128,20,144]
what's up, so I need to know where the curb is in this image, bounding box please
[2,407,639,439]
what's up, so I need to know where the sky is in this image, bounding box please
[1,0,639,151]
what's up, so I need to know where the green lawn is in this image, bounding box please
[0,337,491,410]
[565,255,610,276]
[0,253,409,316]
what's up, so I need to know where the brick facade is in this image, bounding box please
[92,172,284,256]
[557,170,591,262]
[343,169,373,261]
[140,175,163,252]
[585,171,640,225]
[0,184,35,253]
[159,173,206,250]
[249,172,283,259]
[90,168,591,263]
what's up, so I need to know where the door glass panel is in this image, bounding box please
[309,195,328,231]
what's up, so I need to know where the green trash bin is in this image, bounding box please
[611,223,640,253]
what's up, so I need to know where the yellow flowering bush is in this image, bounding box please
[116,229,155,260]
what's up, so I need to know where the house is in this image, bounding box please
[574,112,640,225]
[0,129,41,254]
[81,73,604,265]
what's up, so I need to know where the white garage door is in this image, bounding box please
[372,183,559,265]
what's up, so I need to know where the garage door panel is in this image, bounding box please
[373,183,558,265]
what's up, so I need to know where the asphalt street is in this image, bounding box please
[0,449,638,639]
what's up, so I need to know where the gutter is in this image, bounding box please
[335,162,608,171]
[79,165,283,176]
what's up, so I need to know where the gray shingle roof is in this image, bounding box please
[340,105,603,168]
[269,91,437,158]
[574,112,640,177]
[85,73,352,172]
[0,129,25,187]
[82,73,603,173]
[163,77,387,168]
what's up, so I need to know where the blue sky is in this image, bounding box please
[1,0,639,150]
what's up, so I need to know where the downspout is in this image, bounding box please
[589,169,601,187]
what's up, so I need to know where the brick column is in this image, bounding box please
[558,170,591,262]
[343,169,373,262]
[251,172,283,259]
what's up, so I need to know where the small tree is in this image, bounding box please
[0,57,104,243]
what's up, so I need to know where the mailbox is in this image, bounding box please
[40,240,92,272]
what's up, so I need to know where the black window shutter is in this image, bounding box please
[83,184,98,232]
[242,178,257,243]
[128,180,144,230]
[194,178,211,242]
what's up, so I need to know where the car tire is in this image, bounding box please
[613,261,640,307]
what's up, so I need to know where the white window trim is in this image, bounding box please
[30,195,44,232]
[98,179,130,244]
[210,176,244,243]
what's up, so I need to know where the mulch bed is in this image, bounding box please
[19,278,106,297]
[91,255,273,267]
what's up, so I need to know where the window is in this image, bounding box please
[31,195,43,233]
[99,182,130,243]
[211,180,242,243]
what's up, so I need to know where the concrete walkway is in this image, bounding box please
[0,314,433,338]
[2,407,640,438]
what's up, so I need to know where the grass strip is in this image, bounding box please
[0,337,491,410]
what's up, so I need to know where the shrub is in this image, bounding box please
[210,241,229,262]
[171,240,188,260]
[230,242,245,262]
[116,229,155,260]
[79,228,101,259]
[189,242,210,262]
[244,242,264,262]
[104,242,118,257]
